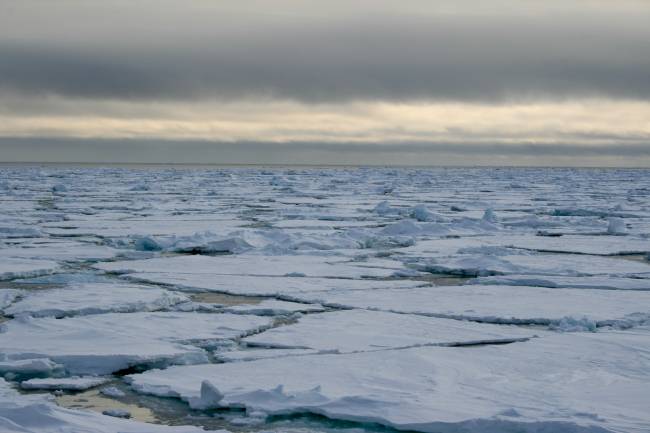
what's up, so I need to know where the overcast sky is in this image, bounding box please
[1,0,649,166]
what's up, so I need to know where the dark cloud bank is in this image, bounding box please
[1,2,650,103]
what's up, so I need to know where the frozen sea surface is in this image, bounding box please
[1,166,650,433]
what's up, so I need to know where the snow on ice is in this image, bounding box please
[286,284,650,328]
[0,312,271,375]
[4,283,188,318]
[129,330,650,433]
[1,166,650,433]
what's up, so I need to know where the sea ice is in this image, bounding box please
[470,274,650,290]
[0,226,43,239]
[20,376,112,391]
[488,234,648,255]
[0,289,23,310]
[214,348,322,363]
[223,299,326,316]
[0,257,59,281]
[123,272,426,296]
[133,232,255,254]
[607,217,628,235]
[100,386,127,397]
[0,312,271,375]
[4,283,189,318]
[288,285,650,327]
[0,241,119,262]
[102,408,131,418]
[42,218,246,239]
[2,166,650,432]
[128,330,650,433]
[418,252,650,277]
[244,309,539,352]
[401,234,650,258]
[96,254,402,279]
[0,358,63,378]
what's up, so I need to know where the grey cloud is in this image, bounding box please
[1,2,650,103]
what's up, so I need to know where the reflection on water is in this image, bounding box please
[614,253,649,263]
[56,386,157,423]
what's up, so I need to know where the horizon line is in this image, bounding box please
[1,161,649,170]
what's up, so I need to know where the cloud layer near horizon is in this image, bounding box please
[1,0,649,165]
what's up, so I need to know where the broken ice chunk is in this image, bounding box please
[20,376,112,391]
[0,258,59,281]
[102,408,131,418]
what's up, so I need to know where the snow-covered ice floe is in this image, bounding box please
[214,348,322,363]
[128,330,650,433]
[0,358,63,378]
[287,285,650,329]
[470,274,650,290]
[0,240,120,262]
[0,258,60,281]
[494,234,650,256]
[4,283,188,318]
[123,272,426,296]
[20,376,112,391]
[223,299,326,316]
[416,252,650,277]
[243,309,540,351]
[96,254,404,279]
[401,234,650,257]
[0,312,271,375]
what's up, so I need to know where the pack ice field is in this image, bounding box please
[1,166,649,433]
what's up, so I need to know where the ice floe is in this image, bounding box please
[0,226,43,239]
[399,234,650,263]
[124,272,425,296]
[243,309,539,351]
[0,241,119,262]
[96,254,404,279]
[214,348,322,363]
[417,252,650,277]
[20,376,112,391]
[223,299,326,316]
[489,234,649,256]
[128,330,650,433]
[0,258,60,281]
[133,232,255,254]
[0,312,271,375]
[4,283,189,318]
[100,386,127,397]
[470,274,650,290]
[287,285,650,328]
[0,358,63,379]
